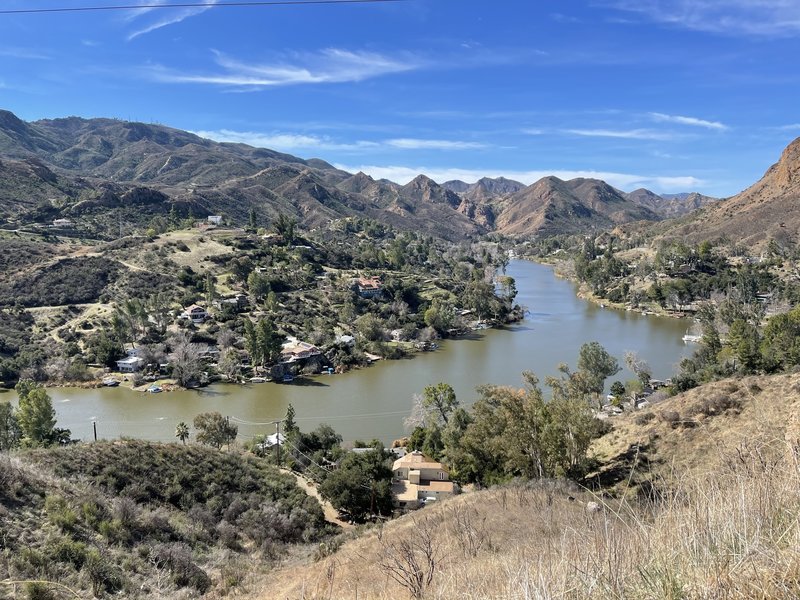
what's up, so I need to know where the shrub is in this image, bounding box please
[44,495,77,532]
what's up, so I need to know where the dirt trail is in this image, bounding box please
[281,469,353,530]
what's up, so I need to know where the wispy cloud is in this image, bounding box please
[148,48,418,89]
[193,129,485,152]
[386,138,486,150]
[334,163,705,192]
[127,0,219,40]
[777,123,800,131]
[605,0,800,36]
[192,129,378,152]
[0,47,50,60]
[564,128,681,141]
[649,112,728,130]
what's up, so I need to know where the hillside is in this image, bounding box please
[495,176,659,237]
[655,136,800,249]
[0,110,711,241]
[0,440,328,598]
[250,372,800,599]
[0,111,480,242]
[625,188,718,218]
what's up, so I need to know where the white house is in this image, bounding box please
[116,356,144,373]
[207,215,222,225]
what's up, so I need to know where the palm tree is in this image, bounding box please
[175,422,190,445]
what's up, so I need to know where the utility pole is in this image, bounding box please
[275,419,282,468]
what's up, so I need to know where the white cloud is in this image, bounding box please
[649,112,728,130]
[0,47,50,60]
[334,164,705,192]
[564,128,681,141]
[522,128,545,135]
[777,123,800,131]
[192,129,378,152]
[150,48,417,88]
[127,0,219,40]
[606,0,800,36]
[193,129,485,152]
[386,138,486,150]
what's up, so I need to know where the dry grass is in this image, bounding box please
[252,443,800,600]
[253,373,800,600]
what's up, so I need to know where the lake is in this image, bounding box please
[3,260,691,445]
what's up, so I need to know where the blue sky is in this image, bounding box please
[1,0,799,196]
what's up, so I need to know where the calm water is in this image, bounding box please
[2,261,691,444]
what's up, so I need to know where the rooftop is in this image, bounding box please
[392,450,449,472]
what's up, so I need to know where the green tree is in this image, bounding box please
[577,342,620,406]
[610,381,626,399]
[16,379,57,447]
[273,213,297,244]
[421,383,458,426]
[247,271,271,301]
[319,448,393,521]
[175,422,190,445]
[728,318,761,372]
[248,207,257,230]
[193,412,238,450]
[0,402,21,451]
[284,403,298,435]
[204,272,216,307]
[243,319,260,366]
[257,318,284,365]
[761,307,800,371]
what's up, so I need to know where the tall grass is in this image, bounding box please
[261,441,800,599]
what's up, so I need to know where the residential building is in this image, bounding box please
[116,356,144,373]
[391,450,456,509]
[280,337,322,363]
[207,215,222,225]
[355,276,382,298]
[180,304,208,323]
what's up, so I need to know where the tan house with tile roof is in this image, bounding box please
[391,450,456,509]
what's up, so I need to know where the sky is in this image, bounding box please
[1,0,799,197]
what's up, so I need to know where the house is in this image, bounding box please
[116,356,144,373]
[280,337,322,363]
[207,215,223,225]
[257,432,285,450]
[180,304,208,323]
[355,276,382,299]
[391,450,456,509]
[52,218,73,228]
[213,293,249,312]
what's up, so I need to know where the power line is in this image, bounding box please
[0,0,407,16]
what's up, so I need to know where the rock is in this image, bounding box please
[585,501,601,513]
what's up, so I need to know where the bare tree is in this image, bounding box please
[378,517,441,599]
[169,332,202,387]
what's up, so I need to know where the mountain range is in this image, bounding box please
[0,109,727,240]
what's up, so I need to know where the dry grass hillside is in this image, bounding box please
[253,373,800,600]
[590,372,800,492]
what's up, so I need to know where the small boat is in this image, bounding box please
[249,376,268,383]
[102,378,120,387]
[281,373,295,383]
[147,385,163,394]
[682,334,702,343]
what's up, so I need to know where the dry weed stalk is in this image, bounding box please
[378,515,441,599]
